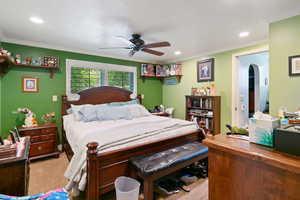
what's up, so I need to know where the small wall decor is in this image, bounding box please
[191,85,215,96]
[141,64,155,76]
[156,65,169,77]
[42,56,59,68]
[197,58,214,82]
[15,55,21,64]
[289,55,300,76]
[25,57,32,65]
[22,76,39,93]
[170,63,182,76]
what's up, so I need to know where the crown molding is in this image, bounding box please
[166,39,269,63]
[2,37,161,64]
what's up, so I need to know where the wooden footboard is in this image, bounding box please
[86,130,205,200]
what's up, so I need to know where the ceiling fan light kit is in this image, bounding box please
[99,34,171,57]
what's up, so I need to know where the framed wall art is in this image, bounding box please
[197,58,214,82]
[289,55,300,76]
[22,77,39,93]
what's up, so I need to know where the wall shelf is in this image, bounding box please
[0,56,59,78]
[141,75,183,83]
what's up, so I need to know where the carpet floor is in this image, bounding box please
[29,153,208,200]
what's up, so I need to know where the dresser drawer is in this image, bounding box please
[21,129,41,137]
[41,128,57,134]
[30,134,56,143]
[29,141,56,157]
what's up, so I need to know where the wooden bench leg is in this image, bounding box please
[143,179,153,200]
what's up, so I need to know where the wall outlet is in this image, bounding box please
[52,95,58,102]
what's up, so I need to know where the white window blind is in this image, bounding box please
[66,59,137,94]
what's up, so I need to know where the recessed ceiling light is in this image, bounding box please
[174,51,181,55]
[30,16,44,24]
[239,32,249,38]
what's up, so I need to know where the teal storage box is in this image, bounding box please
[249,118,280,147]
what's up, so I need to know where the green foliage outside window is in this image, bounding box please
[71,67,134,93]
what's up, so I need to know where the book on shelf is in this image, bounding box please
[190,98,212,109]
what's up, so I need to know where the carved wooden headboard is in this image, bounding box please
[61,86,141,116]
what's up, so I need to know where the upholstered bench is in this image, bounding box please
[130,141,208,200]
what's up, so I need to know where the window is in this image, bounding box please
[71,67,104,93]
[66,59,137,94]
[108,71,134,92]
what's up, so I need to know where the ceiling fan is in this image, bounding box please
[99,34,171,57]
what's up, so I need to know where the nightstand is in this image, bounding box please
[18,123,59,160]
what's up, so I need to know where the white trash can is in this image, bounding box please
[115,176,140,200]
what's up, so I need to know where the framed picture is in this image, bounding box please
[22,77,39,93]
[289,55,300,76]
[197,58,214,82]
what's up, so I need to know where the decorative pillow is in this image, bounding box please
[79,103,112,122]
[79,106,98,122]
[109,99,139,106]
[96,106,133,121]
[126,104,151,118]
[70,104,93,121]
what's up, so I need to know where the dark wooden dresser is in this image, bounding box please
[18,123,59,160]
[0,137,30,196]
[203,135,300,200]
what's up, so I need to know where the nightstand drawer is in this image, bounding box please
[30,134,56,143]
[21,129,41,137]
[41,127,57,134]
[30,141,56,157]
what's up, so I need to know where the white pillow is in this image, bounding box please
[125,104,151,118]
[70,104,93,121]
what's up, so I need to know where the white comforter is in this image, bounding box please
[63,114,198,193]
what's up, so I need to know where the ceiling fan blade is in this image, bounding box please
[143,41,171,49]
[115,36,135,45]
[98,47,132,50]
[142,48,164,56]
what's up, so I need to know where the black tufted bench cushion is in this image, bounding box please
[129,141,208,200]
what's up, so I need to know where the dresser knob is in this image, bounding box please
[38,146,43,151]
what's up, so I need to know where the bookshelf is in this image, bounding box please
[185,95,221,135]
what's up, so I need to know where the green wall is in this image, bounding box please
[163,43,269,133]
[0,42,162,139]
[269,15,300,115]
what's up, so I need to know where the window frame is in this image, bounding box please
[66,59,137,95]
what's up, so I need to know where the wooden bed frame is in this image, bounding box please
[61,86,205,200]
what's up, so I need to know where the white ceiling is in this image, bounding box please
[1,0,300,63]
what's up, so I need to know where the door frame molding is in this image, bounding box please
[231,47,269,126]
